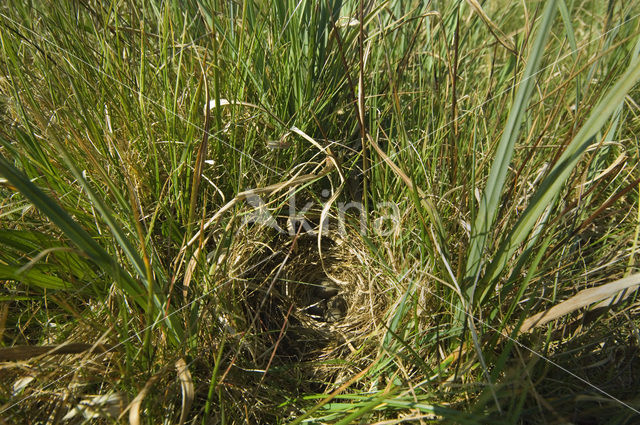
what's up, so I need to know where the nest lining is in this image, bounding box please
[224,220,389,386]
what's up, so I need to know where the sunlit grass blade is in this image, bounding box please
[0,263,69,290]
[0,155,115,267]
[557,0,578,59]
[464,0,557,299]
[481,56,640,298]
[0,154,181,342]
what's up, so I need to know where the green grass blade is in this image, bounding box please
[0,263,69,290]
[0,154,181,342]
[557,0,578,59]
[464,0,557,298]
[482,58,640,293]
[383,275,414,349]
[0,155,113,265]
[333,389,398,425]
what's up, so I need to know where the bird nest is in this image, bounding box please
[220,215,389,389]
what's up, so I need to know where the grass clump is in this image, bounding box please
[1,0,640,423]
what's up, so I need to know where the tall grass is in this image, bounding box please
[1,0,640,423]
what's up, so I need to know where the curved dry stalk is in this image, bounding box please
[175,358,194,425]
[465,0,516,54]
[184,158,336,250]
[122,373,161,425]
[521,273,640,332]
[290,126,346,282]
[0,343,113,362]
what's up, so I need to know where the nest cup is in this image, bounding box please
[226,218,388,388]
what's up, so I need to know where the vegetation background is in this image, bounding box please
[1,0,640,423]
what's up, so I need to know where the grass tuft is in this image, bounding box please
[1,0,640,423]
